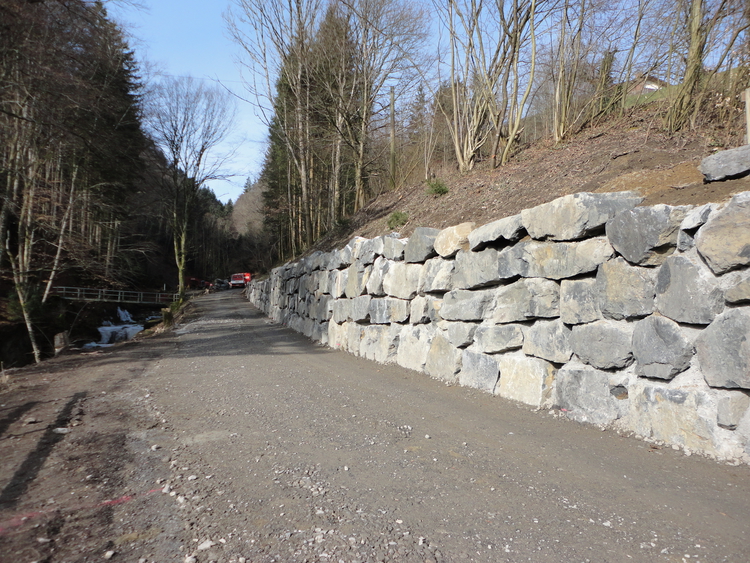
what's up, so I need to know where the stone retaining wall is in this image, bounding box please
[246,190,750,464]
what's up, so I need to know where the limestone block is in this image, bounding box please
[425,334,462,384]
[312,321,328,345]
[509,238,614,280]
[331,299,350,324]
[468,214,525,250]
[632,315,693,380]
[522,319,572,363]
[473,324,524,354]
[350,295,372,322]
[555,362,628,425]
[725,275,750,304]
[695,308,750,390]
[434,222,475,258]
[404,227,440,263]
[383,236,406,260]
[310,295,332,321]
[357,238,378,265]
[596,257,656,320]
[366,256,391,296]
[439,320,478,348]
[327,249,347,270]
[328,320,348,349]
[410,295,442,324]
[420,256,454,293]
[344,263,371,298]
[346,322,363,356]
[496,353,556,408]
[677,203,717,251]
[695,191,750,274]
[655,254,724,325]
[699,145,750,181]
[382,262,422,299]
[316,270,331,296]
[486,278,559,324]
[452,248,518,290]
[459,349,499,393]
[370,236,386,257]
[570,320,633,369]
[441,288,495,321]
[521,191,642,241]
[330,269,348,298]
[560,278,601,324]
[606,205,690,266]
[716,391,750,430]
[361,325,401,364]
[396,324,435,372]
[369,297,410,324]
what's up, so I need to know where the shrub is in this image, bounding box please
[387,211,409,230]
[426,178,449,196]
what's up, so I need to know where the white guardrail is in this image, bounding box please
[49,286,180,305]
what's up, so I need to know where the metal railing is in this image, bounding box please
[49,286,180,305]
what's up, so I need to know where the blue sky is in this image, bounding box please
[111,1,265,203]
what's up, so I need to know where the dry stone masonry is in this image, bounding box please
[246,190,750,465]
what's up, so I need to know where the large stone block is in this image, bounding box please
[350,295,372,322]
[716,391,750,430]
[522,319,572,363]
[346,322,364,356]
[425,334,462,384]
[473,324,524,354]
[596,257,656,320]
[509,238,615,280]
[439,320,478,348]
[344,263,371,298]
[328,320,348,349]
[468,214,525,250]
[695,191,750,274]
[677,203,717,251]
[410,295,442,324]
[655,254,724,325]
[606,205,689,266]
[404,227,440,263]
[366,256,391,296]
[369,297,410,324]
[695,308,750,390]
[570,320,633,369]
[420,256,454,293]
[521,191,642,241]
[560,278,601,324]
[486,278,559,324]
[331,299,350,324]
[396,324,435,372]
[441,288,495,321]
[382,236,406,260]
[452,248,519,289]
[555,362,628,425]
[725,274,750,304]
[356,238,378,265]
[330,269,348,298]
[496,353,556,408]
[632,315,693,380]
[459,349,499,393]
[360,325,401,364]
[434,222,475,258]
[382,262,422,299]
[699,145,750,181]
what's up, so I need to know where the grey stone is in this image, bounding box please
[410,295,441,324]
[382,236,406,260]
[349,295,372,322]
[570,320,634,369]
[404,227,440,263]
[434,222,475,258]
[346,321,363,356]
[366,256,391,296]
[695,191,750,274]
[382,262,422,299]
[344,263,371,298]
[369,297,410,324]
[509,238,615,279]
[496,353,557,408]
[459,350,499,393]
[716,391,750,430]
[522,319,572,363]
[468,214,525,250]
[439,321,478,348]
[331,299,350,324]
[632,315,693,380]
[310,295,332,321]
[555,362,627,425]
[452,248,519,289]
[473,324,524,354]
[596,257,656,320]
[441,289,495,321]
[606,205,690,266]
[330,269,348,298]
[420,256,454,293]
[695,308,750,390]
[357,238,378,265]
[521,191,642,241]
[655,254,724,325]
[560,278,601,324]
[370,236,386,257]
[725,275,750,304]
[677,203,716,252]
[425,334,462,384]
[396,324,435,372]
[360,325,401,364]
[699,145,750,181]
[486,278,559,324]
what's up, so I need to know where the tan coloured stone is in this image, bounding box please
[496,353,557,408]
[434,222,476,258]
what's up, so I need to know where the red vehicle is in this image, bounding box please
[229,272,252,288]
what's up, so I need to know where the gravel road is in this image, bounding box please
[1,290,749,563]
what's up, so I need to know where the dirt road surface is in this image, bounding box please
[2,291,749,563]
